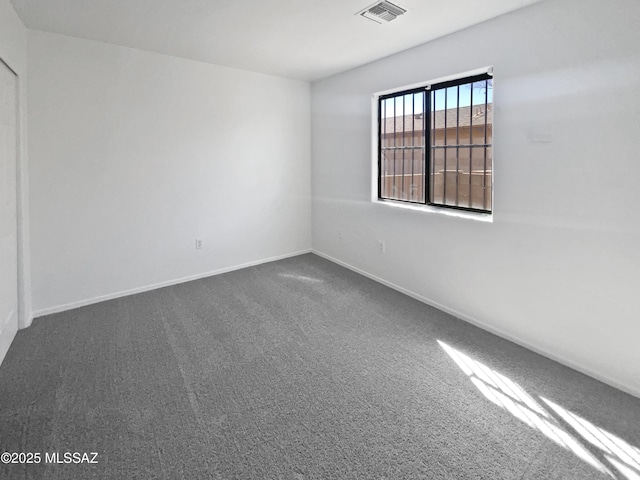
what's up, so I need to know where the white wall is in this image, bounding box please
[0,0,26,73]
[311,0,640,396]
[28,30,311,314]
[0,0,31,329]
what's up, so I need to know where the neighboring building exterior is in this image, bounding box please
[381,103,492,210]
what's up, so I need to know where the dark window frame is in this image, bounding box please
[377,72,493,214]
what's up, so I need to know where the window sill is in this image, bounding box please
[373,198,493,223]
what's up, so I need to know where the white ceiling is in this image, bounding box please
[10,0,544,81]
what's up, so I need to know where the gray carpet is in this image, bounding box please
[1,253,639,479]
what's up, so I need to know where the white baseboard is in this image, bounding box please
[312,249,640,400]
[32,249,312,319]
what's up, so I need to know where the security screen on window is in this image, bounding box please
[378,73,493,213]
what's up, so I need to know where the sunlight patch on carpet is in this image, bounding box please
[437,340,635,478]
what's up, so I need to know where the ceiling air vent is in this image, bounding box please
[358,1,406,24]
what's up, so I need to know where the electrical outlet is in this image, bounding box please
[339,230,344,240]
[195,238,203,249]
[378,240,385,254]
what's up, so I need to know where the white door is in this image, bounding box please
[0,59,18,365]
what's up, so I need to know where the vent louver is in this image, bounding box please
[359,1,406,24]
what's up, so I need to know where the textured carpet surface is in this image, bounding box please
[1,253,639,479]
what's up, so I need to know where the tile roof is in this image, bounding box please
[382,104,492,134]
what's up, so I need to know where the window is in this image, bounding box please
[378,73,493,213]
